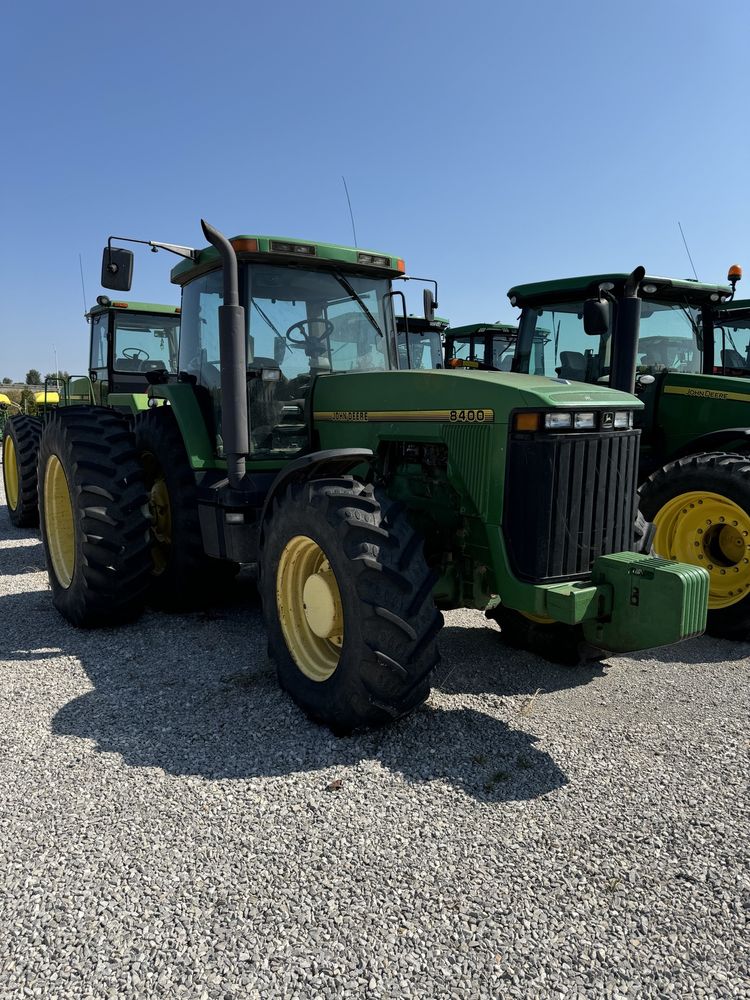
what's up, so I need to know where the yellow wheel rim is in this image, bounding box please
[276,535,344,682]
[652,490,750,609]
[44,455,76,588]
[142,451,171,575]
[3,434,19,511]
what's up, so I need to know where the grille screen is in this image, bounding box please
[503,430,640,582]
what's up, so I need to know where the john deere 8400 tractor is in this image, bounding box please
[35,224,708,730]
[1,299,180,528]
[509,270,750,639]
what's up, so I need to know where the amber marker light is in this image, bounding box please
[112,302,129,308]
[397,259,406,272]
[514,412,541,432]
[231,238,259,253]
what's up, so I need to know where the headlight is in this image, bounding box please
[614,411,633,429]
[573,412,596,429]
[545,412,573,429]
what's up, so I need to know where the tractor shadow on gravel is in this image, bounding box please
[0,580,566,801]
[435,621,608,698]
[0,537,46,576]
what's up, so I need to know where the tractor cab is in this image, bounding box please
[169,238,414,459]
[84,298,181,406]
[445,322,549,372]
[713,299,750,376]
[395,314,447,369]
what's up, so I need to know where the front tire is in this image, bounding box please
[639,452,750,639]
[260,478,442,731]
[38,407,151,627]
[2,415,42,527]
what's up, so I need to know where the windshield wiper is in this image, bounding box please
[251,299,288,356]
[332,270,384,338]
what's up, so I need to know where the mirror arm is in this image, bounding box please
[105,235,199,275]
[395,274,439,310]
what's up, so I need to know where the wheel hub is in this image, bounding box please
[276,535,344,682]
[303,565,343,641]
[653,490,750,609]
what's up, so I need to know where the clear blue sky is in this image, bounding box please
[1,0,748,380]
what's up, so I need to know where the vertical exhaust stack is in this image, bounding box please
[610,266,646,395]
[200,220,249,489]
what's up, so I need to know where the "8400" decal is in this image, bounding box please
[448,408,492,422]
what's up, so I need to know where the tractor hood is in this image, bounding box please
[312,369,641,424]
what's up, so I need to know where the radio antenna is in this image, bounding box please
[678,221,699,280]
[78,253,88,313]
[342,175,358,248]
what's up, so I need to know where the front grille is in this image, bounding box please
[503,430,640,582]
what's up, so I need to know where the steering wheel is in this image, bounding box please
[285,318,335,348]
[122,347,150,361]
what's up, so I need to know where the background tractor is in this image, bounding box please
[445,322,519,371]
[508,270,750,639]
[1,299,179,528]
[35,224,708,731]
[395,314,448,369]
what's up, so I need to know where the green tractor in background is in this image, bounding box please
[1,298,180,528]
[395,313,448,369]
[35,224,708,731]
[508,269,750,639]
[445,322,519,371]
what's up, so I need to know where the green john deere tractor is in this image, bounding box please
[1,299,179,528]
[36,225,708,730]
[508,270,750,639]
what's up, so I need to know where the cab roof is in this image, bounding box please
[448,322,517,337]
[396,315,449,332]
[508,273,732,308]
[88,299,180,318]
[171,235,405,286]
[716,297,750,317]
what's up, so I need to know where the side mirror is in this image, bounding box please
[101,247,134,291]
[423,288,435,321]
[583,297,610,336]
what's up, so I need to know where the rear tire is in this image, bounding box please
[38,407,151,627]
[134,407,238,610]
[2,415,42,527]
[260,478,442,731]
[639,452,750,639]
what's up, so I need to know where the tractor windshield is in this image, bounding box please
[112,312,180,374]
[714,313,750,374]
[246,264,393,377]
[179,265,394,383]
[516,299,701,383]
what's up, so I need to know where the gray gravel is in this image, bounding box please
[0,477,748,999]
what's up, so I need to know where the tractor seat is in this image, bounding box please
[559,351,586,380]
[722,348,748,370]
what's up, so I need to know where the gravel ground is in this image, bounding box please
[0,477,748,999]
